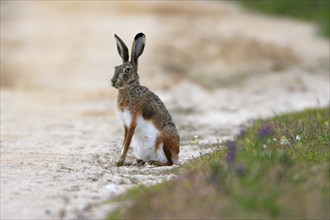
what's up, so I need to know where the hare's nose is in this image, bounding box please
[111,78,116,86]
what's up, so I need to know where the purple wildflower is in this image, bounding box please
[259,123,272,139]
[225,140,237,164]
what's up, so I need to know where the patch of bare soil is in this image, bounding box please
[1,1,329,219]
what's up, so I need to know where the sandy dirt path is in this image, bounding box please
[1,2,329,219]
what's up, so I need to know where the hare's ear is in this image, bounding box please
[131,33,146,67]
[114,34,129,63]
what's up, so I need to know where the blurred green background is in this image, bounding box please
[240,0,330,38]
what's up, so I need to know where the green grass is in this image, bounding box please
[108,108,330,219]
[238,0,330,38]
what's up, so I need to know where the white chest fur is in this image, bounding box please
[116,107,167,163]
[123,108,132,126]
[116,108,132,126]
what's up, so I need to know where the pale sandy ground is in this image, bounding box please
[1,1,329,219]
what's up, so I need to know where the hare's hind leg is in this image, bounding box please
[147,141,179,166]
[164,137,180,165]
[133,159,145,166]
[147,160,172,166]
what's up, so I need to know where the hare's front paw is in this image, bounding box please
[116,159,125,167]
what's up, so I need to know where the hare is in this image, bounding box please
[111,33,180,167]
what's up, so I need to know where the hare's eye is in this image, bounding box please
[124,67,131,73]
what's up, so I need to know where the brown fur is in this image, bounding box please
[112,33,180,167]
